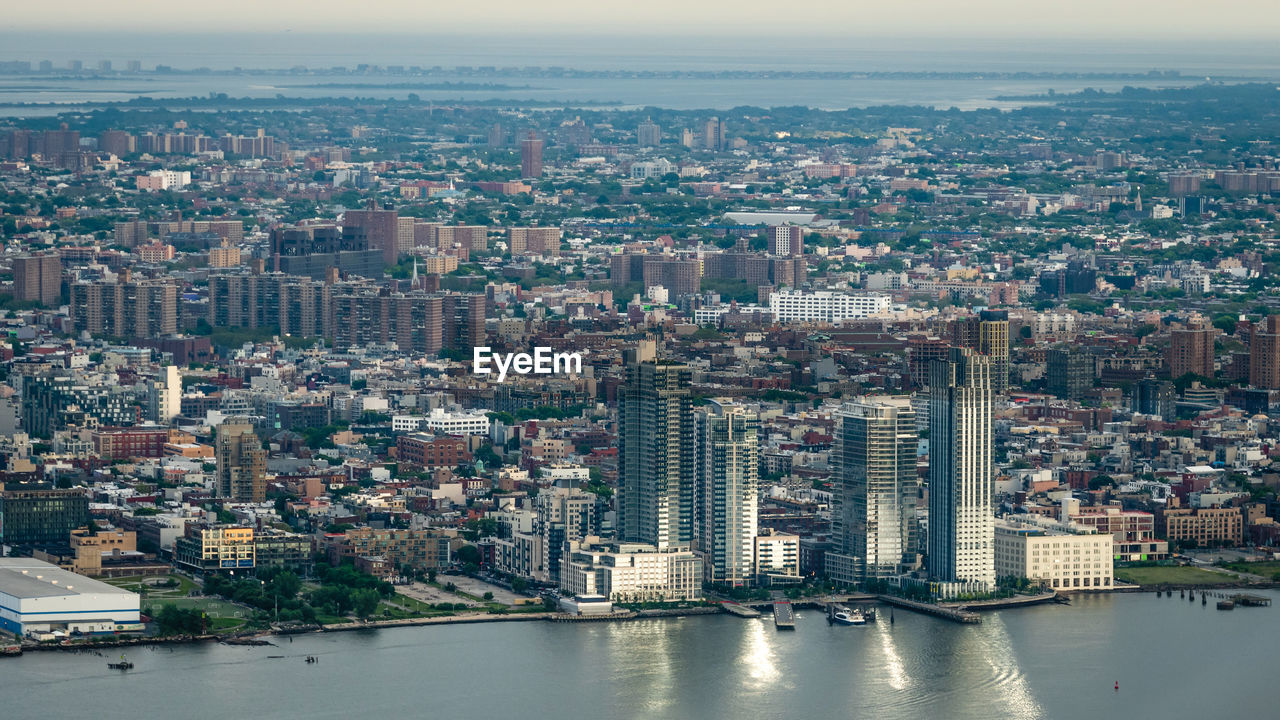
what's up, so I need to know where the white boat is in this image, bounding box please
[832,608,866,626]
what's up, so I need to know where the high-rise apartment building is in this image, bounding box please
[0,484,89,547]
[12,252,62,306]
[1168,315,1217,379]
[694,402,759,587]
[618,344,695,550]
[70,275,178,339]
[216,418,267,503]
[507,227,562,257]
[521,132,543,178]
[826,397,919,585]
[1046,347,1093,401]
[1250,315,1280,389]
[950,310,1010,393]
[703,117,727,151]
[147,366,181,424]
[636,118,661,147]
[927,348,995,589]
[343,205,400,265]
[767,225,804,257]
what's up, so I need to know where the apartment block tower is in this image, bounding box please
[927,348,996,588]
[694,402,759,587]
[216,417,267,503]
[618,343,695,550]
[521,132,543,179]
[1251,315,1280,389]
[767,225,804,257]
[12,252,62,306]
[1168,315,1216,379]
[826,397,919,585]
[950,309,1009,393]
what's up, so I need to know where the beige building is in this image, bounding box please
[754,530,801,584]
[216,417,266,502]
[994,519,1114,591]
[174,525,255,572]
[560,538,702,603]
[208,241,242,268]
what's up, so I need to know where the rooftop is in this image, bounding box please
[0,558,137,600]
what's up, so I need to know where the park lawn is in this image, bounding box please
[1222,561,1280,579]
[105,574,197,596]
[1114,566,1238,587]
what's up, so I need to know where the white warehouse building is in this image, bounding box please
[768,289,891,324]
[0,558,141,637]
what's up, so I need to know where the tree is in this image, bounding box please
[351,588,381,620]
[455,544,483,567]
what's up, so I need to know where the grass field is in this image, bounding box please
[105,574,257,631]
[1114,566,1240,587]
[1222,561,1280,580]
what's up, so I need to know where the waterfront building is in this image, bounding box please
[560,538,702,602]
[618,344,695,550]
[693,402,759,587]
[927,348,996,589]
[826,396,919,585]
[327,527,453,571]
[754,530,801,585]
[0,558,140,636]
[173,525,256,573]
[993,518,1114,591]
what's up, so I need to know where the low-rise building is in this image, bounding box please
[1158,506,1244,546]
[994,518,1114,591]
[560,538,702,603]
[0,558,141,636]
[173,525,255,573]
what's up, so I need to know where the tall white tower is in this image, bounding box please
[927,348,995,589]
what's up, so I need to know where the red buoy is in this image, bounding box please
[1114,681,1119,691]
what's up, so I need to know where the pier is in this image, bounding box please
[721,602,762,619]
[876,595,981,624]
[773,601,796,629]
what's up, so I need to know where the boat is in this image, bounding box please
[107,653,133,670]
[832,608,867,626]
[1217,600,1235,611]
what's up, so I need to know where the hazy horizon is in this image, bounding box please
[6,1,1280,39]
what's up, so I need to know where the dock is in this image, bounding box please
[721,602,762,619]
[772,601,796,629]
[876,595,981,624]
[1232,594,1272,607]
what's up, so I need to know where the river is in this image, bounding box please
[2,590,1275,720]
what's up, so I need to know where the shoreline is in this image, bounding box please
[6,584,1276,658]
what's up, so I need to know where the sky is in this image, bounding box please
[7,0,1280,38]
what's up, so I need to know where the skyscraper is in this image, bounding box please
[950,310,1009,393]
[826,397,919,585]
[618,343,695,550]
[520,132,543,179]
[927,348,995,589]
[703,117,726,151]
[12,252,62,306]
[216,418,267,503]
[694,402,759,587]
